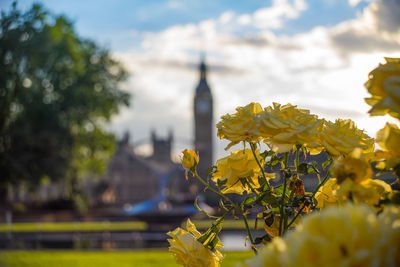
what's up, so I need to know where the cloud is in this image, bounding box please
[252,0,308,29]
[330,0,400,55]
[370,0,400,32]
[109,0,400,160]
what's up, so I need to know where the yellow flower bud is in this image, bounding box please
[181,149,199,170]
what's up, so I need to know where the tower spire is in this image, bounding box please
[196,59,210,94]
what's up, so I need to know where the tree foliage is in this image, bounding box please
[0,3,130,196]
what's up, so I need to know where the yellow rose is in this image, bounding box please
[181,149,199,170]
[337,179,392,208]
[246,204,400,267]
[216,102,263,150]
[316,177,392,210]
[256,103,323,154]
[374,123,400,170]
[365,57,400,119]
[330,150,373,184]
[319,119,374,157]
[315,178,339,209]
[167,219,223,267]
[212,149,273,194]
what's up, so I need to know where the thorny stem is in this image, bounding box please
[250,143,271,190]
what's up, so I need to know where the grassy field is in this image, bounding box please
[0,250,254,267]
[0,220,256,233]
[0,221,147,232]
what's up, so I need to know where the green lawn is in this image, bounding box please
[0,250,253,267]
[0,221,147,232]
[0,220,256,233]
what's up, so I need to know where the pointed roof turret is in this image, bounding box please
[196,60,211,94]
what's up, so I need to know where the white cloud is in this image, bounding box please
[348,0,364,6]
[109,0,400,160]
[252,0,308,29]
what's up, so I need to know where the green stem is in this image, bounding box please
[194,171,257,253]
[194,172,232,204]
[239,205,257,254]
[286,167,331,228]
[278,152,289,236]
[250,143,271,190]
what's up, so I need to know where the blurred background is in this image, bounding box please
[0,0,399,266]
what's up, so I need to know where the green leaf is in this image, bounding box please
[206,166,217,177]
[298,163,309,175]
[260,191,279,207]
[260,150,275,160]
[274,184,286,195]
[268,155,283,167]
[242,196,257,209]
[254,233,272,244]
[216,178,227,187]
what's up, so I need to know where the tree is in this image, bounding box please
[0,3,130,207]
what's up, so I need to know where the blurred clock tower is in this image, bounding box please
[194,60,213,181]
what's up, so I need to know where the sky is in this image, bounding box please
[1,0,400,160]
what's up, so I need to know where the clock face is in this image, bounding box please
[197,100,210,113]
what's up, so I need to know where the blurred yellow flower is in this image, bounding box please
[374,123,400,170]
[319,119,374,157]
[212,149,273,194]
[315,178,339,209]
[216,102,263,150]
[256,103,323,154]
[315,177,392,210]
[167,219,223,267]
[245,237,286,267]
[246,204,400,267]
[330,150,373,184]
[338,179,392,208]
[181,149,199,170]
[365,57,400,119]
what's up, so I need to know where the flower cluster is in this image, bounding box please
[216,102,373,157]
[365,57,400,119]
[167,219,223,267]
[246,204,400,267]
[171,58,400,267]
[315,151,392,209]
